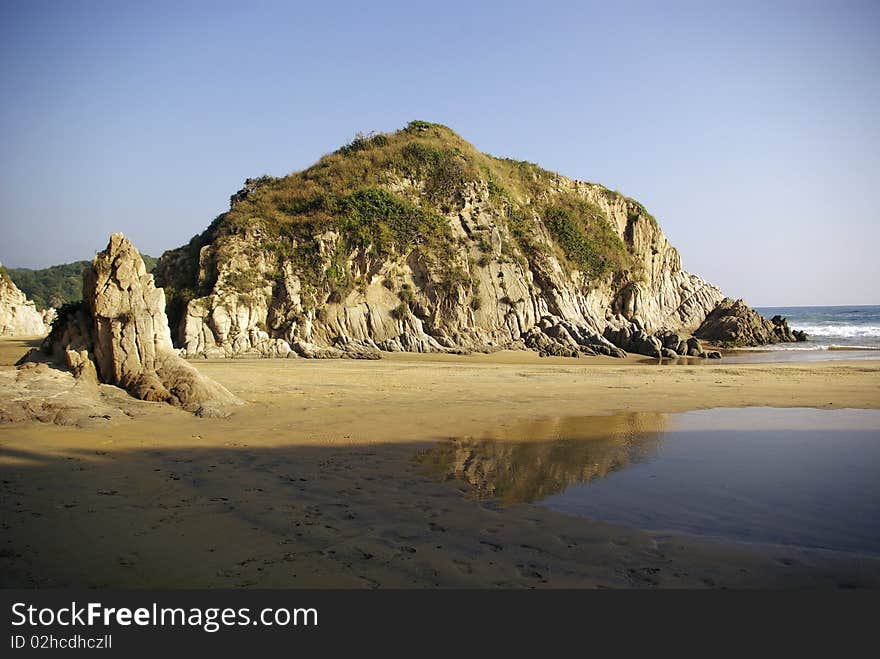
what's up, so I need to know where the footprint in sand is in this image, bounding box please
[452,559,473,574]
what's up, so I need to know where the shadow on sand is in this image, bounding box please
[1,413,878,589]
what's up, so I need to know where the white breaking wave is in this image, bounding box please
[735,344,829,351]
[734,344,827,351]
[792,324,880,338]
[735,341,880,352]
[735,343,880,352]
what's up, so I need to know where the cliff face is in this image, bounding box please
[0,265,49,336]
[153,122,776,359]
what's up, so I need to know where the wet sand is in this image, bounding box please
[1,338,879,588]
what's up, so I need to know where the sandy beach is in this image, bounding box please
[1,337,879,588]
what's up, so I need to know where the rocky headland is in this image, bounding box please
[153,121,804,361]
[0,122,810,426]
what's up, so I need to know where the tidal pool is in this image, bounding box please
[418,408,880,556]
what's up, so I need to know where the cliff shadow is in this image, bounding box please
[1,417,878,589]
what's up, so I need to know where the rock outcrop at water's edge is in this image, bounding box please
[29,233,242,417]
[694,298,808,347]
[152,122,802,359]
[0,265,48,337]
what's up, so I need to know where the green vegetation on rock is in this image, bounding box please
[540,194,631,279]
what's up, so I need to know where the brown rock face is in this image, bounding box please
[84,233,176,399]
[694,298,807,346]
[156,177,725,360]
[46,233,241,416]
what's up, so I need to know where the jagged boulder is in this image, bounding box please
[603,323,665,358]
[695,298,807,347]
[686,336,704,356]
[524,316,626,358]
[0,266,48,336]
[656,329,684,351]
[44,234,242,417]
[770,315,808,342]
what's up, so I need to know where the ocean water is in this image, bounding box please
[754,305,880,350]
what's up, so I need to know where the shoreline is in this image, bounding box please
[2,337,879,442]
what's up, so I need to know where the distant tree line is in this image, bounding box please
[6,255,158,309]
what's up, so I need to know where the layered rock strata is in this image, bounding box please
[153,123,802,359]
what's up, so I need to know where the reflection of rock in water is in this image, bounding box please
[417,413,666,504]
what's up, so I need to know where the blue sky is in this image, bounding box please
[1,0,877,305]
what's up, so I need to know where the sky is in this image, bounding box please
[0,0,878,306]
